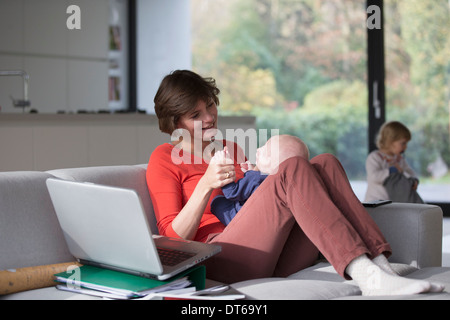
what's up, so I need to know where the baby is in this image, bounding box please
[211,135,309,225]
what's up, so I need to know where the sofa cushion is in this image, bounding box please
[406,267,450,293]
[0,287,99,300]
[230,277,361,300]
[366,203,443,268]
[231,265,450,300]
[47,165,158,235]
[0,171,73,270]
[287,262,419,282]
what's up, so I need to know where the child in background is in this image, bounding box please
[211,135,310,225]
[365,121,423,203]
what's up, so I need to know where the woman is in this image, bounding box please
[146,70,442,296]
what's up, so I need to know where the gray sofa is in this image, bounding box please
[1,164,450,300]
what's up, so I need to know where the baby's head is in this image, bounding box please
[256,135,309,174]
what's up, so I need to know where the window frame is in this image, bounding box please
[367,0,386,153]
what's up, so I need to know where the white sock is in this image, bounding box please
[372,254,398,275]
[345,255,443,296]
[372,254,445,293]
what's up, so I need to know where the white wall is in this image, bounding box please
[137,0,192,113]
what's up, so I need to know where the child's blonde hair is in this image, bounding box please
[376,121,411,150]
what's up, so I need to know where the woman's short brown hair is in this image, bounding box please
[154,70,220,134]
[376,121,411,150]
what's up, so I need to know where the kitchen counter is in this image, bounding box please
[0,113,255,172]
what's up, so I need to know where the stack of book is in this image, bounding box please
[54,264,203,300]
[54,265,245,300]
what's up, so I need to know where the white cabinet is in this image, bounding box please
[0,0,110,113]
[68,60,109,112]
[67,0,109,59]
[24,0,67,56]
[0,0,24,53]
[24,56,66,113]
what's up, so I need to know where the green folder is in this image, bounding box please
[54,264,205,298]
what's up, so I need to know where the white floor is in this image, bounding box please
[443,218,450,267]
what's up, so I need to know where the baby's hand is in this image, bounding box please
[211,146,233,164]
[240,161,258,173]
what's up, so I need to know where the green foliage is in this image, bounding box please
[255,80,368,178]
[385,0,450,175]
[191,0,450,180]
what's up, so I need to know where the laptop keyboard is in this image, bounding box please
[157,247,196,266]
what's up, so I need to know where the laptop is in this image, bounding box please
[46,178,221,280]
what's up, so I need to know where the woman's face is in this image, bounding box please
[176,99,218,146]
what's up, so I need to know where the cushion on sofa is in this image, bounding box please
[0,171,74,270]
[287,261,419,282]
[334,267,450,300]
[366,203,443,268]
[406,267,450,292]
[0,286,99,300]
[230,277,361,300]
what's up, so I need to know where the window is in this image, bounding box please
[192,0,368,198]
[384,0,450,203]
[191,0,449,206]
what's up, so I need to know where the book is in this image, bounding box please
[54,264,205,299]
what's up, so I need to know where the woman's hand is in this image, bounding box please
[204,146,235,189]
[171,146,235,240]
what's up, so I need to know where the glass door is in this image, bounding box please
[384,0,450,204]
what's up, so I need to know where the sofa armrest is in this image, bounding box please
[366,203,443,268]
